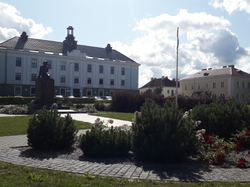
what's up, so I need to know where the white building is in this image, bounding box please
[139,76,180,97]
[0,26,140,97]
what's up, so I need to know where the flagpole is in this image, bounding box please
[176,27,179,105]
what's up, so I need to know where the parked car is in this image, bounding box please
[94,96,102,100]
[55,95,63,98]
[68,95,75,98]
[106,96,112,100]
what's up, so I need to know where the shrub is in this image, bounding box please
[27,106,77,150]
[132,99,199,163]
[80,118,131,158]
[0,105,28,114]
[191,98,250,139]
[199,135,237,165]
[94,101,106,111]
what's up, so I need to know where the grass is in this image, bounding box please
[1,161,249,187]
[90,111,134,121]
[0,116,90,137]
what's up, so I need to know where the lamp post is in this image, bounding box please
[67,61,73,96]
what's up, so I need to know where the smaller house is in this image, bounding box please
[139,76,180,97]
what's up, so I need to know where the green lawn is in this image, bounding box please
[90,112,134,121]
[0,161,248,187]
[0,116,90,137]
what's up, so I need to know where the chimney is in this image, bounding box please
[228,65,235,68]
[201,69,206,71]
[106,44,112,52]
[223,66,227,68]
[151,77,154,81]
[162,76,164,79]
[20,31,28,41]
[208,68,212,70]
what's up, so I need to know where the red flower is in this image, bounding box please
[237,157,246,168]
[215,145,220,149]
[216,154,225,165]
[248,151,250,155]
[223,145,228,152]
[212,149,217,152]
[205,159,209,163]
[245,131,250,136]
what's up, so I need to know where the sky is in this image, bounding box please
[0,0,250,87]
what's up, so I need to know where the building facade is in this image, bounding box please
[0,26,140,97]
[180,65,250,101]
[139,76,180,97]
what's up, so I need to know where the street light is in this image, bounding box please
[67,61,73,96]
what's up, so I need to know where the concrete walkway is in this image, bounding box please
[1,113,250,182]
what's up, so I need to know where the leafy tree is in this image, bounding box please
[154,87,163,95]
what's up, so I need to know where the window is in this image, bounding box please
[30,87,35,95]
[205,83,208,90]
[110,79,114,85]
[198,84,201,90]
[236,94,240,100]
[61,76,65,83]
[61,62,66,70]
[16,57,21,67]
[213,83,216,88]
[237,81,240,88]
[191,85,194,90]
[31,59,37,68]
[220,93,225,99]
[15,73,21,80]
[221,82,224,88]
[87,89,92,97]
[212,94,217,99]
[87,77,91,84]
[74,77,79,84]
[248,83,250,88]
[99,65,103,73]
[111,67,114,74]
[14,86,21,95]
[99,78,103,85]
[31,74,36,81]
[47,60,52,69]
[61,88,66,96]
[242,94,245,100]
[167,90,169,94]
[121,68,125,75]
[99,89,104,97]
[121,80,125,86]
[185,85,187,90]
[87,64,92,72]
[242,82,245,88]
[110,90,115,96]
[74,63,79,71]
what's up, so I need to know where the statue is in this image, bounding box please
[38,61,50,79]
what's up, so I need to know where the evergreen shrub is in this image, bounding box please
[27,107,77,149]
[80,119,131,158]
[191,98,250,139]
[94,101,106,111]
[132,99,199,162]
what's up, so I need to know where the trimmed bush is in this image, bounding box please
[191,98,250,139]
[94,101,106,111]
[80,119,131,158]
[132,99,199,163]
[27,107,77,149]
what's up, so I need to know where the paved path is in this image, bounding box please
[1,113,250,182]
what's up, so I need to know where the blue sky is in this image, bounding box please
[0,0,250,87]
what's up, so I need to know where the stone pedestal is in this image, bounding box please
[35,78,54,104]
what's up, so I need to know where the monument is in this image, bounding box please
[27,61,55,110]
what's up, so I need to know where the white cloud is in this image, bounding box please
[209,0,250,14]
[111,9,249,88]
[0,2,52,42]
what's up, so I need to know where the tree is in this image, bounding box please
[154,87,163,95]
